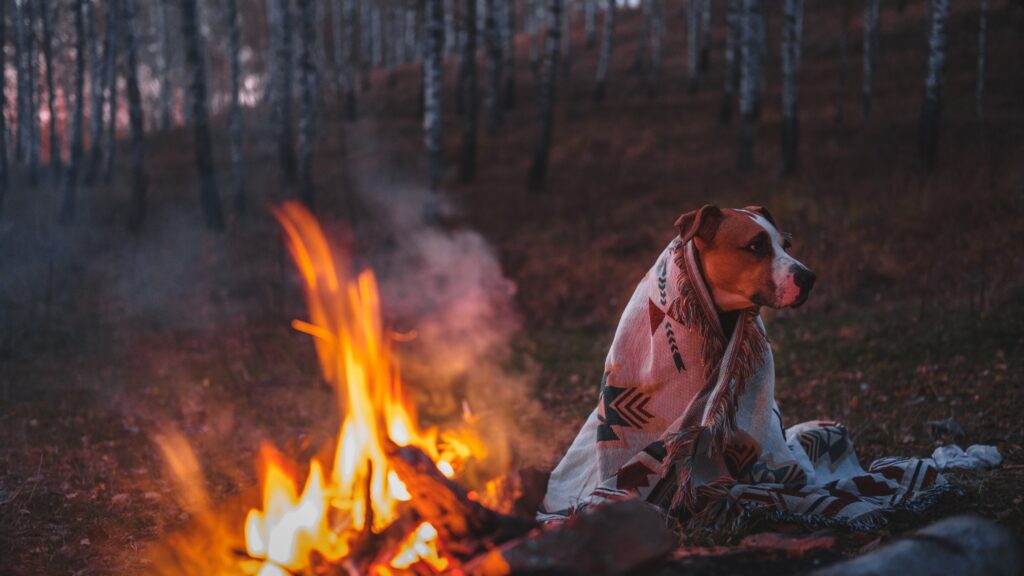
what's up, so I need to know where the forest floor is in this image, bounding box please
[2,0,1024,574]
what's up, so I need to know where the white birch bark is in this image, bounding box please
[919,0,950,169]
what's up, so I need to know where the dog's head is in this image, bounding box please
[675,205,815,310]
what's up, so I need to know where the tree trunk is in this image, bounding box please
[359,0,372,90]
[13,0,26,164]
[264,0,279,108]
[562,0,571,77]
[331,0,357,120]
[528,0,561,192]
[975,0,987,119]
[83,0,103,185]
[527,0,539,74]
[25,0,39,186]
[632,0,650,72]
[780,0,803,175]
[686,0,699,92]
[122,0,147,232]
[593,0,614,101]
[862,0,879,120]
[181,0,225,230]
[459,0,478,182]
[224,0,245,213]
[296,0,315,208]
[719,0,739,123]
[503,0,517,109]
[648,0,664,94]
[737,0,759,171]
[275,0,297,187]
[425,0,444,190]
[60,0,86,225]
[485,0,503,134]
[156,1,173,130]
[103,0,120,184]
[86,0,103,155]
[584,0,595,47]
[699,0,711,72]
[445,0,457,54]
[919,0,950,170]
[0,0,8,217]
[40,0,60,175]
[835,0,850,124]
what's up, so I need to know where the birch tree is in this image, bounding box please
[835,0,850,124]
[484,0,503,134]
[593,0,614,102]
[122,0,147,231]
[13,0,26,164]
[275,0,297,186]
[424,0,444,190]
[780,0,803,175]
[181,0,225,230]
[528,0,561,192]
[648,0,664,94]
[699,0,711,72]
[85,0,103,174]
[686,0,699,93]
[459,0,478,181]
[102,0,120,183]
[737,0,760,171]
[24,0,38,185]
[225,0,245,212]
[862,0,879,120]
[60,0,86,225]
[331,0,357,120]
[584,0,595,47]
[0,0,8,217]
[919,0,950,169]
[297,0,315,208]
[503,0,516,109]
[40,0,60,175]
[975,0,987,119]
[562,0,572,77]
[632,0,650,72]
[156,1,173,130]
[719,0,739,123]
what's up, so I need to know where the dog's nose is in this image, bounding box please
[793,267,817,292]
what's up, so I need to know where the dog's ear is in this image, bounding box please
[675,205,723,244]
[743,205,777,228]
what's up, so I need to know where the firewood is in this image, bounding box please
[384,443,535,557]
[464,499,677,576]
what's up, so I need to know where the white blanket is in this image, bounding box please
[540,238,946,529]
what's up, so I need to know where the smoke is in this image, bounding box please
[356,181,547,474]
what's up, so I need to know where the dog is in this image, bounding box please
[676,205,815,311]
[539,204,817,520]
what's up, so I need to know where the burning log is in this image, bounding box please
[385,443,535,558]
[464,500,677,576]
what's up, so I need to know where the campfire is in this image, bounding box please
[218,201,529,575]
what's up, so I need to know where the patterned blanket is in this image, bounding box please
[539,237,945,531]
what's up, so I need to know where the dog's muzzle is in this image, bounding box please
[791,265,816,307]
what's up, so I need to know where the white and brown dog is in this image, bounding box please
[540,205,818,519]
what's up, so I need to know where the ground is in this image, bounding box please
[2,0,1023,574]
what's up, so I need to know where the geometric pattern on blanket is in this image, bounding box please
[538,237,946,530]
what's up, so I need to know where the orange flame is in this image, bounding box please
[242,202,460,574]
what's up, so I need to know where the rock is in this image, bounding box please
[812,515,1021,576]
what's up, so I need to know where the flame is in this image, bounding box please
[388,522,449,572]
[240,202,477,574]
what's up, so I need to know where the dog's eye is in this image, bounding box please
[783,239,792,249]
[747,239,766,254]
